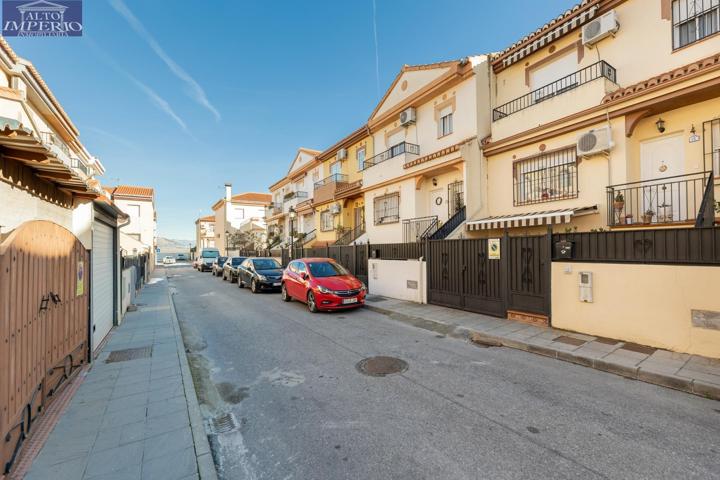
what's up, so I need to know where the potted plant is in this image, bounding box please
[641,209,655,224]
[624,214,633,225]
[613,192,625,211]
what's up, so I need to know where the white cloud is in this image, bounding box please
[85,37,190,133]
[109,0,221,122]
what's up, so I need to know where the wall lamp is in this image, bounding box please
[655,118,666,133]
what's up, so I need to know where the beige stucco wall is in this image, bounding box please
[552,262,720,358]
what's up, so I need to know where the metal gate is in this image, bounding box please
[427,234,550,319]
[0,221,89,475]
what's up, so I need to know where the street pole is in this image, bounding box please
[289,207,297,260]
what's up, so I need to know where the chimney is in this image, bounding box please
[225,183,232,202]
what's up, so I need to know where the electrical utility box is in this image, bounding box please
[579,271,593,303]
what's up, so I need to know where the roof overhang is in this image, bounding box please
[466,206,598,231]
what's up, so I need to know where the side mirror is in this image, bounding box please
[301,272,309,280]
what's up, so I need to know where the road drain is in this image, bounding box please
[356,356,408,377]
[210,412,238,434]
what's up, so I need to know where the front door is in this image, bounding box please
[354,206,365,230]
[640,134,684,222]
[430,188,445,221]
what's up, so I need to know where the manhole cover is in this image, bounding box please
[105,346,152,363]
[211,412,238,434]
[356,356,408,377]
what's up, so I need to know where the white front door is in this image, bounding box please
[430,188,445,221]
[640,134,684,222]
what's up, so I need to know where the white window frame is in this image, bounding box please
[356,147,366,171]
[373,192,400,225]
[320,210,334,231]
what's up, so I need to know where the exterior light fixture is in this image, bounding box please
[655,118,666,133]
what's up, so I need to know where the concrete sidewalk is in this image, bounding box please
[365,296,720,401]
[24,272,217,480]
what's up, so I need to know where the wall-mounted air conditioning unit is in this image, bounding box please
[330,203,341,214]
[577,127,613,156]
[582,10,619,46]
[400,107,416,126]
[337,148,348,161]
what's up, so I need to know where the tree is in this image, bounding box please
[228,230,262,252]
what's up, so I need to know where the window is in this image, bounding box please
[373,193,400,225]
[438,106,453,137]
[330,161,341,176]
[673,0,720,49]
[320,210,334,231]
[513,147,578,206]
[356,147,366,171]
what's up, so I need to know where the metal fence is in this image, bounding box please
[552,226,720,265]
[122,254,148,290]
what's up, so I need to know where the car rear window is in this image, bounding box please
[231,257,246,265]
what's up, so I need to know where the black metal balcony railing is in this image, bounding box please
[314,173,348,189]
[402,216,439,243]
[283,191,308,201]
[492,61,617,122]
[364,142,420,170]
[606,171,713,227]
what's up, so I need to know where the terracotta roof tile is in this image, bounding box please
[196,215,215,223]
[104,185,155,199]
[231,192,272,203]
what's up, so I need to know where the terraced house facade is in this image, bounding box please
[466,0,720,235]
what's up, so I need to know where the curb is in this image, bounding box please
[166,280,218,480]
[367,305,720,402]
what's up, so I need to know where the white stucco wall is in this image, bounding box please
[369,259,427,303]
[1,182,93,249]
[113,198,155,248]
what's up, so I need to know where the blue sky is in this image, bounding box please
[8,0,577,240]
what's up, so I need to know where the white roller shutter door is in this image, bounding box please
[92,221,114,350]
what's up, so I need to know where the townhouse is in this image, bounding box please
[267,148,322,247]
[195,214,216,251]
[362,57,491,243]
[466,0,720,236]
[105,184,157,266]
[211,184,270,255]
[311,126,372,246]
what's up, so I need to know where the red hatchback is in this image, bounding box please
[281,258,366,312]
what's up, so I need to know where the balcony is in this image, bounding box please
[606,171,713,227]
[493,61,616,122]
[38,131,71,158]
[283,191,308,202]
[364,142,419,170]
[265,203,283,218]
[313,173,348,204]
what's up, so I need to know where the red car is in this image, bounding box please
[281,258,366,312]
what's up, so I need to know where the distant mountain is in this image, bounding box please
[157,237,194,252]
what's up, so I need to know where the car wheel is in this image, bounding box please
[307,291,319,313]
[251,279,258,294]
[281,283,291,302]
[238,277,245,288]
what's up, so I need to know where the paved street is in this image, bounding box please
[169,266,720,480]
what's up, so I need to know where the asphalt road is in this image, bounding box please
[166,265,720,480]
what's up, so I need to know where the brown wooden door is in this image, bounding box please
[0,221,89,475]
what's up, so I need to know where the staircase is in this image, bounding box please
[335,224,366,246]
[429,206,466,240]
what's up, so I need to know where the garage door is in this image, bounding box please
[92,220,114,350]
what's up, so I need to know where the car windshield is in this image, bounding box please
[202,250,219,258]
[307,261,349,278]
[253,259,281,270]
[231,257,246,266]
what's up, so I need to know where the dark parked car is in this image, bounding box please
[222,256,247,283]
[237,257,283,293]
[212,256,228,276]
[281,258,366,312]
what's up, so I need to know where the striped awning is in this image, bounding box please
[502,5,599,68]
[466,206,598,231]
